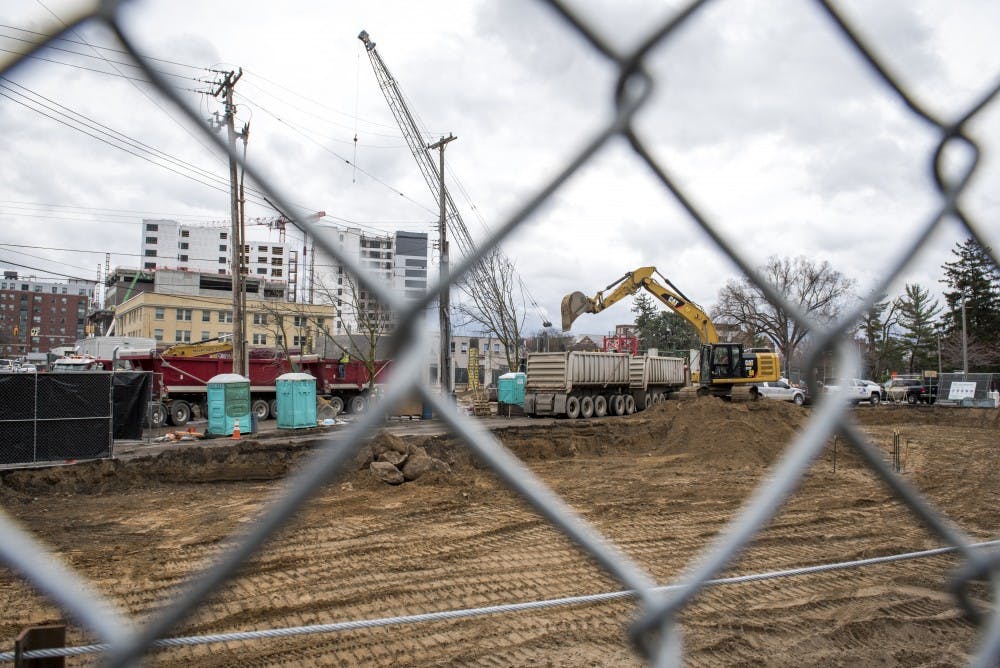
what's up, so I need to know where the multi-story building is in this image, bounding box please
[139,219,292,281]
[112,269,324,348]
[310,227,428,335]
[0,272,97,356]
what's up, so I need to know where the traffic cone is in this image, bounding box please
[232,419,241,440]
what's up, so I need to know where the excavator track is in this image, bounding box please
[729,386,758,403]
[676,386,705,401]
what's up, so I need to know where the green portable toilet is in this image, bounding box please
[497,372,526,406]
[206,373,252,437]
[276,372,317,429]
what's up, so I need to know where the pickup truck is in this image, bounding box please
[882,378,936,404]
[822,378,883,405]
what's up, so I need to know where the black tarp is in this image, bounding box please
[112,372,152,439]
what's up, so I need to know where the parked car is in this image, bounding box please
[882,378,934,404]
[15,364,37,373]
[823,378,882,405]
[757,379,807,406]
[0,359,14,372]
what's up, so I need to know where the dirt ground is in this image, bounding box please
[0,398,997,666]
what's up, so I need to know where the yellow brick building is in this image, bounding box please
[114,291,333,352]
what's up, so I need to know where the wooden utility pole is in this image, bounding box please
[428,134,456,396]
[213,69,247,375]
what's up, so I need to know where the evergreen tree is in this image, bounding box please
[630,292,700,354]
[940,238,1000,368]
[893,284,941,374]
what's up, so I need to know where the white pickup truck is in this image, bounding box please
[822,378,882,405]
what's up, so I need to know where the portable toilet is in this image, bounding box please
[206,373,252,436]
[497,371,526,406]
[275,372,317,429]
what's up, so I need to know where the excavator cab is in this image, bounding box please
[702,343,744,384]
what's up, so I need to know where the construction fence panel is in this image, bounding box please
[0,1,998,666]
[0,372,113,466]
[936,372,1000,407]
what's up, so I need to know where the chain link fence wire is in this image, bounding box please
[1,0,998,665]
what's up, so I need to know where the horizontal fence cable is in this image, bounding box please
[2,540,996,663]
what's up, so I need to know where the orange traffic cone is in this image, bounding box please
[232,419,241,440]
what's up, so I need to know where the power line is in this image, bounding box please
[0,23,210,72]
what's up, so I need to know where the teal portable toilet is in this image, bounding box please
[206,373,252,437]
[497,372,526,406]
[276,372,317,429]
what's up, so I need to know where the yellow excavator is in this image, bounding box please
[560,266,780,400]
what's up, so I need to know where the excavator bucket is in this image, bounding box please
[561,291,595,331]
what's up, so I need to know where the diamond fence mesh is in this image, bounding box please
[1,1,999,666]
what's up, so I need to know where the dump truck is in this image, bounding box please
[524,350,687,418]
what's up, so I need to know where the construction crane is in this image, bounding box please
[357,30,551,330]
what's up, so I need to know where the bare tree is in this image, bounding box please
[453,248,526,373]
[713,255,856,364]
[858,294,900,380]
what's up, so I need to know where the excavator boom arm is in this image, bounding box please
[561,266,719,343]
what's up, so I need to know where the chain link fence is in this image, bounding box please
[1,1,999,666]
[0,371,114,465]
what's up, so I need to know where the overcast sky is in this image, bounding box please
[1,0,999,339]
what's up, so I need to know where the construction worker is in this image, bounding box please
[338,351,350,379]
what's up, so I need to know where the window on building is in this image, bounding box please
[154,307,164,320]
[220,232,228,239]
[181,230,190,238]
[145,236,157,244]
[276,334,284,346]
[258,246,268,253]
[494,343,500,353]
[218,269,226,275]
[144,249,157,257]
[272,247,283,255]
[450,341,455,352]
[218,310,233,323]
[176,308,192,321]
[219,244,227,251]
[460,343,468,354]
[145,223,158,231]
[174,330,191,342]
[179,254,188,262]
[253,313,268,325]
[201,331,210,341]
[201,310,210,322]
[271,257,282,266]
[179,242,189,250]
[219,257,227,264]
[293,335,304,346]
[144,262,156,270]
[153,328,163,341]
[252,333,267,345]
[256,268,267,274]
[293,315,306,327]
[271,269,282,277]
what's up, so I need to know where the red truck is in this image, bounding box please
[115,348,392,427]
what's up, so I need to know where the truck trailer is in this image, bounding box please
[524,351,687,418]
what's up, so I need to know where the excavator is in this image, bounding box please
[560,266,781,401]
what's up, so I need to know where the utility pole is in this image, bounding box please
[428,133,456,396]
[961,291,968,375]
[212,69,247,376]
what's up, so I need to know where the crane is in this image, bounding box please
[357,30,552,333]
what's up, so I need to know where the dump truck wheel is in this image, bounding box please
[580,396,594,418]
[349,394,367,414]
[148,402,167,428]
[610,395,625,416]
[168,400,191,427]
[269,399,279,419]
[565,395,581,419]
[593,395,608,417]
[328,396,345,415]
[252,399,270,421]
[624,395,636,414]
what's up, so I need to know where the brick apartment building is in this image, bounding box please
[0,272,97,356]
